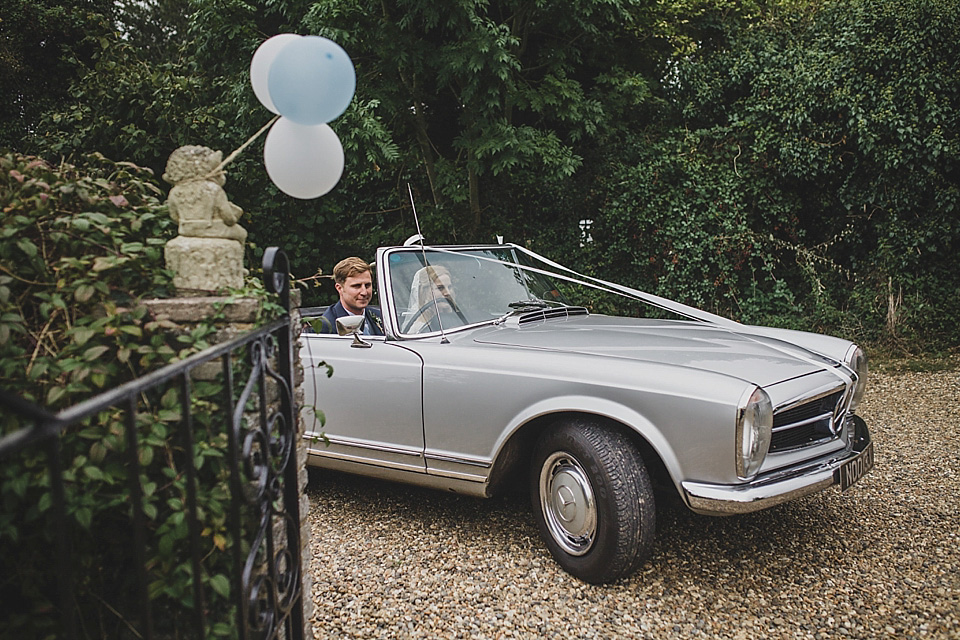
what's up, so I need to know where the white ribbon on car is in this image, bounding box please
[407,244,855,390]
[510,244,856,391]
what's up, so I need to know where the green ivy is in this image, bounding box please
[1,152,287,639]
[0,152,176,404]
[579,0,960,351]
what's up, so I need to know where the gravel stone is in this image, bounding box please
[306,370,960,639]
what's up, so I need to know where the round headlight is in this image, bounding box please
[844,345,868,413]
[736,387,773,480]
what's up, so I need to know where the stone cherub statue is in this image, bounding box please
[163,145,247,241]
[163,145,246,293]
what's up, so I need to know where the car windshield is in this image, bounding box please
[386,247,569,335]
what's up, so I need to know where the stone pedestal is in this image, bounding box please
[164,236,244,293]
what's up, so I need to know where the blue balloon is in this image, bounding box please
[267,36,356,125]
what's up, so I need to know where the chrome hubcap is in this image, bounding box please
[539,452,597,556]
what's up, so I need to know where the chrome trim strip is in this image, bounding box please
[398,318,491,339]
[308,455,490,498]
[312,434,424,459]
[301,333,387,342]
[425,466,489,482]
[767,434,835,454]
[683,416,872,515]
[307,447,426,474]
[308,436,494,477]
[424,452,491,468]
[773,382,846,414]
[309,449,490,484]
[772,411,833,432]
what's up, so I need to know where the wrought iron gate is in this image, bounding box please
[0,248,305,640]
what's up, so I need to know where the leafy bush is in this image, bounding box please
[0,152,285,638]
[0,152,176,406]
[586,0,960,351]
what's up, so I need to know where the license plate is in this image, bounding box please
[837,441,875,491]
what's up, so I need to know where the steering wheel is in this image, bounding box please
[401,299,468,333]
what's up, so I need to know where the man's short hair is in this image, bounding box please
[333,257,373,285]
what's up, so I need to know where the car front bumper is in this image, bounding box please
[681,415,874,516]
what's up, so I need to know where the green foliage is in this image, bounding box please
[588,130,807,324]
[303,0,651,230]
[590,0,960,349]
[1,377,257,639]
[0,152,176,405]
[30,36,225,179]
[0,0,115,148]
[0,152,286,638]
[6,0,959,350]
[115,0,192,59]
[14,0,661,308]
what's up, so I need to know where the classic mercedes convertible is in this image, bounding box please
[299,241,873,583]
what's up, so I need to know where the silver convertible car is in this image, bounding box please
[299,242,874,583]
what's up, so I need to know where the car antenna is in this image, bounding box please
[407,183,449,344]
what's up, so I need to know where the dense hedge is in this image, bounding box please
[0,153,176,407]
[579,0,960,351]
[0,153,280,638]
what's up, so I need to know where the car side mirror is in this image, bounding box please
[336,315,372,348]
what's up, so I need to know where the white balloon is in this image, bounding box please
[263,118,345,199]
[250,34,301,113]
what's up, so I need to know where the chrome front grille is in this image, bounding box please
[770,389,845,452]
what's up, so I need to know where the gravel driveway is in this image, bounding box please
[305,369,960,639]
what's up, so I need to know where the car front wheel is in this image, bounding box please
[531,419,655,584]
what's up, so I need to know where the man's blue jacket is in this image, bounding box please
[317,300,384,336]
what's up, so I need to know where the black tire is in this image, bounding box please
[530,419,655,584]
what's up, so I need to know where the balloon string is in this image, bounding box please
[204,114,281,180]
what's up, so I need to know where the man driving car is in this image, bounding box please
[318,257,384,336]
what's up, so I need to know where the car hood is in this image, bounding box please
[470,315,837,388]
